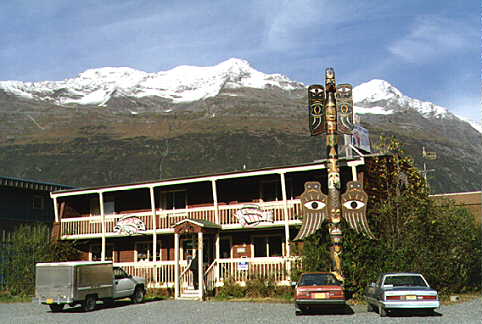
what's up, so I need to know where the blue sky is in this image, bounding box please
[1,0,480,121]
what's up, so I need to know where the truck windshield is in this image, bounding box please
[383,275,427,287]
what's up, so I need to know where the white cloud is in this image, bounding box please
[388,15,477,63]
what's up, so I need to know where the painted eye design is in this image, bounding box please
[304,200,326,210]
[343,200,365,210]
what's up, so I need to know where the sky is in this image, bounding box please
[0,0,480,121]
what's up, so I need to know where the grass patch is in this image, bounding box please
[439,291,481,305]
[0,291,32,303]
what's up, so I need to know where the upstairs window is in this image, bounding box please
[160,190,187,210]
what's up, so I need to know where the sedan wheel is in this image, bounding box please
[379,305,387,317]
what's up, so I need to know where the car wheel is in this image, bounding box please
[367,302,374,312]
[131,286,145,304]
[83,295,97,312]
[49,304,64,312]
[379,305,387,317]
[103,298,115,307]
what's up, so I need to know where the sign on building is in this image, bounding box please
[352,125,371,153]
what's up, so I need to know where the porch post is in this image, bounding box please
[215,232,220,283]
[99,192,106,262]
[211,180,219,224]
[279,173,291,257]
[52,196,59,222]
[198,231,204,299]
[174,233,180,298]
[149,187,158,287]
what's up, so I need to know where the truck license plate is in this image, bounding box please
[313,293,327,299]
[46,298,54,304]
[406,295,417,300]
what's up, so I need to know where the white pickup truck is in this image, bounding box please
[34,261,146,312]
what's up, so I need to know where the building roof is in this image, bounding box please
[0,175,73,192]
[51,153,387,197]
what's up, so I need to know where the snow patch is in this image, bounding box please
[354,106,393,115]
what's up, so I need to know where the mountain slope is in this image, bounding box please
[0,59,480,193]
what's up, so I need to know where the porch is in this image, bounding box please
[116,256,302,290]
[58,199,302,239]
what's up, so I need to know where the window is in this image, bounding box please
[260,179,292,201]
[160,190,187,209]
[90,244,114,261]
[252,235,283,257]
[135,241,161,262]
[32,195,44,210]
[113,267,130,280]
[220,237,232,259]
[90,197,115,216]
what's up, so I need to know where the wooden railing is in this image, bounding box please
[60,199,302,237]
[115,257,302,288]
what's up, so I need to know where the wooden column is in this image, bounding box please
[149,187,157,262]
[215,232,220,283]
[197,231,204,299]
[280,173,291,257]
[52,197,59,223]
[99,192,106,262]
[174,233,180,298]
[211,180,219,224]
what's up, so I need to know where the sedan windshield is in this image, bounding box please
[383,275,427,287]
[299,273,339,286]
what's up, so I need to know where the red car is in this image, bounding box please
[294,272,345,314]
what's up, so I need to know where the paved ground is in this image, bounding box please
[0,298,481,324]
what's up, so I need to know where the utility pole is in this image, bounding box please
[422,146,437,183]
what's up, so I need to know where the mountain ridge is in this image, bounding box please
[0,59,480,193]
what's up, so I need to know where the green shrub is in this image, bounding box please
[217,277,245,298]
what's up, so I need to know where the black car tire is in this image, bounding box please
[367,302,374,312]
[49,304,64,312]
[83,295,97,312]
[131,286,145,304]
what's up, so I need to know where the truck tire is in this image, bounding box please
[49,304,64,312]
[131,286,145,304]
[83,295,97,312]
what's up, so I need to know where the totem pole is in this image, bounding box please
[294,68,373,281]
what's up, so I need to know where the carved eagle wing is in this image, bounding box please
[293,181,328,241]
[341,181,374,239]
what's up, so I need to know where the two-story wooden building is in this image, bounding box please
[50,155,374,299]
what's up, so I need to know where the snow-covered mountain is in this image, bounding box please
[0,58,480,133]
[0,58,303,106]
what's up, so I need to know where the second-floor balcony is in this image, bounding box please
[60,199,302,238]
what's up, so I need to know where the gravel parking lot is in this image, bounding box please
[0,298,480,324]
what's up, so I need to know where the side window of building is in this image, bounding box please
[32,195,45,210]
[160,190,187,209]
